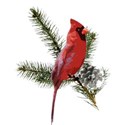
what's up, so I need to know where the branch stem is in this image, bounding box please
[68,74,97,108]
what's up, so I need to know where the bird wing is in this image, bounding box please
[51,43,74,85]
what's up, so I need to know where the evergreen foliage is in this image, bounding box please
[30,8,64,58]
[85,31,97,63]
[17,61,52,87]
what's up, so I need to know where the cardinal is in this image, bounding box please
[51,19,88,124]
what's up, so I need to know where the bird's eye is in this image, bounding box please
[76,28,80,32]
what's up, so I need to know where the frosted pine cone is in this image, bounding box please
[77,63,104,90]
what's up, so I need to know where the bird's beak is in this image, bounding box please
[82,28,89,35]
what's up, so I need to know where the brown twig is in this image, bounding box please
[68,74,98,109]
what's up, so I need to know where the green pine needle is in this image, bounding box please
[73,80,97,108]
[85,31,97,63]
[17,61,52,87]
[29,8,64,58]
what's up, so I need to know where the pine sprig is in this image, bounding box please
[69,75,97,108]
[17,61,73,87]
[29,8,64,58]
[17,61,52,87]
[73,84,97,109]
[85,31,97,63]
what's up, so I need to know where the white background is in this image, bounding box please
[0,0,125,125]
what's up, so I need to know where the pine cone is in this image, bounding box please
[78,63,103,90]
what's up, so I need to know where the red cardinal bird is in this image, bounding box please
[51,19,88,124]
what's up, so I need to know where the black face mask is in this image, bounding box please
[76,26,86,41]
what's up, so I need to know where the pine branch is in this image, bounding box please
[69,75,97,108]
[29,8,64,58]
[85,31,97,63]
[17,61,52,87]
[17,61,73,87]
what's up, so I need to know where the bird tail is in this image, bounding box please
[51,88,58,125]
